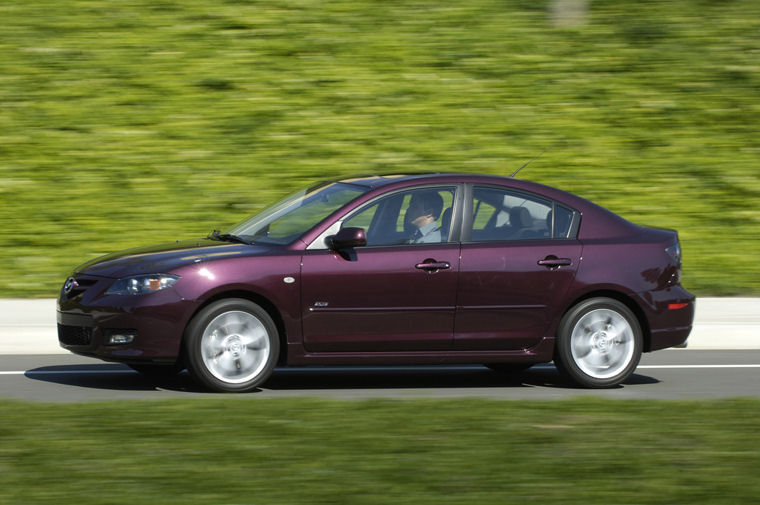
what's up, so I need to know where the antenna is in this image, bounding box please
[510,137,567,178]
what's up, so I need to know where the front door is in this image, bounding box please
[301,244,460,352]
[300,185,460,353]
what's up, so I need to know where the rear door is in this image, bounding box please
[454,185,582,350]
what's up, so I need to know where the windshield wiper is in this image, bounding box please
[207,230,251,245]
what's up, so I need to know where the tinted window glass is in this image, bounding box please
[229,182,368,245]
[471,186,563,241]
[553,205,574,239]
[344,187,456,246]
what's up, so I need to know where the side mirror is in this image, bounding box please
[327,227,367,250]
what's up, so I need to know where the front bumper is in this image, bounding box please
[57,274,195,363]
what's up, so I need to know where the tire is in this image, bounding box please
[184,298,280,393]
[554,297,642,388]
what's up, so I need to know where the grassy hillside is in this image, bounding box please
[2,398,760,504]
[1,0,759,296]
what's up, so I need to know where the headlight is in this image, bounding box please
[106,274,180,296]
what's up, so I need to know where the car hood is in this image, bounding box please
[73,239,275,278]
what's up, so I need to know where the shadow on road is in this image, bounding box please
[23,364,660,394]
[24,365,203,393]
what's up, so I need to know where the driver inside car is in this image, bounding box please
[405,191,444,244]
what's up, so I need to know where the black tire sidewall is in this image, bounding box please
[184,298,280,392]
[555,297,642,388]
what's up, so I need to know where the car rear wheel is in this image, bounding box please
[185,299,279,393]
[554,297,642,388]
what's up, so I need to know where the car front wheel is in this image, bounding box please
[185,299,279,393]
[554,297,642,388]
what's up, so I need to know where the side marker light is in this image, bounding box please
[668,303,688,310]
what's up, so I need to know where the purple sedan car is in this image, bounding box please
[58,173,694,391]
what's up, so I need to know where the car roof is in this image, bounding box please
[335,172,450,189]
[338,172,573,200]
[338,172,529,188]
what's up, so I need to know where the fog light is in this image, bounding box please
[107,331,137,345]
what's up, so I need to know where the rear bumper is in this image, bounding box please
[638,286,695,351]
[650,325,693,351]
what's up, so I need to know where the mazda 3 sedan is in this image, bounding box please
[58,173,694,391]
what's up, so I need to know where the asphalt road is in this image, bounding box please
[1,350,758,402]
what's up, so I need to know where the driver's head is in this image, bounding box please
[407,191,444,227]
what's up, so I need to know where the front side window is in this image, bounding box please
[342,186,456,246]
[469,186,575,242]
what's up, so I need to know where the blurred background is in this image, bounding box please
[1,0,758,297]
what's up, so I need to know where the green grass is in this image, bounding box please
[1,0,759,296]
[1,398,759,504]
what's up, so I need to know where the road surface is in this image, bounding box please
[1,350,758,402]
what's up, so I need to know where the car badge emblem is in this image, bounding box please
[63,277,78,294]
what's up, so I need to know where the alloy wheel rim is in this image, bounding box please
[200,310,270,384]
[570,308,635,380]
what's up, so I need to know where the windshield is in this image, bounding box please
[225,182,369,245]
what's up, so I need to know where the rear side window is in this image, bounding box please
[552,204,575,239]
[470,186,577,242]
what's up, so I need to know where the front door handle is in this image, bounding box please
[415,259,451,272]
[538,256,572,268]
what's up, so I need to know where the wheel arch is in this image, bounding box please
[560,289,652,353]
[184,290,289,367]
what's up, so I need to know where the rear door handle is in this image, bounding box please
[538,256,572,268]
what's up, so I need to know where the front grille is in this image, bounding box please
[58,324,93,346]
[62,277,98,300]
